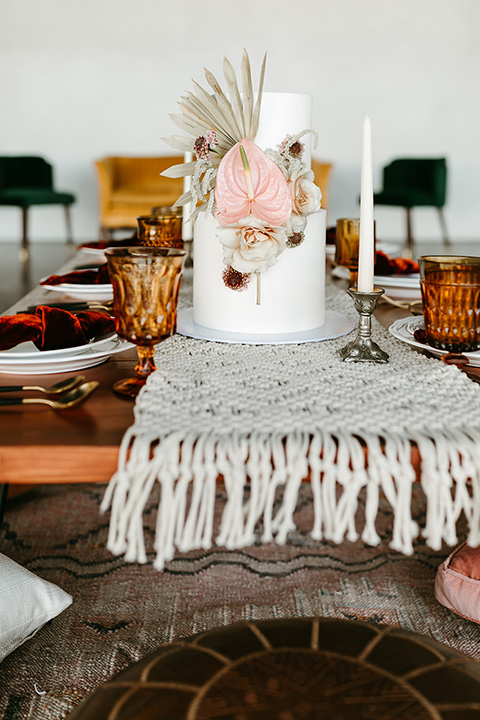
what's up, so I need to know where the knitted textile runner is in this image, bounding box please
[102,273,480,569]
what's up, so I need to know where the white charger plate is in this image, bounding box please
[40,281,113,302]
[0,332,116,361]
[177,308,354,345]
[389,316,480,367]
[0,336,133,375]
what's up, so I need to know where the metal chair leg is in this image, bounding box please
[0,484,9,527]
[403,207,414,259]
[64,204,74,246]
[438,207,451,251]
[20,207,29,263]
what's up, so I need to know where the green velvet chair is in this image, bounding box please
[0,156,76,261]
[374,158,450,257]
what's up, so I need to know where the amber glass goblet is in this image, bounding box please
[106,247,187,398]
[151,205,182,217]
[137,214,183,249]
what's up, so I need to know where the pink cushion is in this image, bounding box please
[435,542,480,623]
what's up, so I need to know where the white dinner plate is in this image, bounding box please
[326,241,401,259]
[40,281,114,301]
[375,273,420,287]
[0,335,134,375]
[389,316,480,367]
[375,273,421,300]
[177,308,354,345]
[0,332,116,361]
[79,245,108,259]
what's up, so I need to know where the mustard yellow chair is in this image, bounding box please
[94,156,183,238]
[311,160,333,211]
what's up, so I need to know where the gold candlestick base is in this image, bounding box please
[339,287,389,363]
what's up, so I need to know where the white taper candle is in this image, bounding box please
[358,115,374,292]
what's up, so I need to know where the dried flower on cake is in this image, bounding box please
[194,131,219,161]
[279,135,304,160]
[222,266,251,291]
[286,232,305,248]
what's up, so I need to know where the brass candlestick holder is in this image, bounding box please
[339,287,389,363]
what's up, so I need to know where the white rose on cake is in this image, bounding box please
[290,165,322,217]
[216,216,287,274]
[284,211,307,236]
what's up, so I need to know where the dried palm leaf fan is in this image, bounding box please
[162,51,267,219]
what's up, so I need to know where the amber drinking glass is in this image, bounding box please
[419,255,480,352]
[335,219,360,273]
[335,219,377,286]
[106,247,187,398]
[137,213,183,249]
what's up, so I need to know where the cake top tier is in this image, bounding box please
[254,93,313,163]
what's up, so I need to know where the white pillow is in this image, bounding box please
[0,552,72,662]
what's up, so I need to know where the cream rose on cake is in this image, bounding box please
[216,216,287,274]
[290,165,322,217]
[284,210,307,238]
[282,166,322,247]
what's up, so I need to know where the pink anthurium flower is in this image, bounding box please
[214,138,292,227]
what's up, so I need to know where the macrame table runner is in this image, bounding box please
[102,272,480,569]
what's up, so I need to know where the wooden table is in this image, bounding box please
[0,252,137,486]
[0,252,410,490]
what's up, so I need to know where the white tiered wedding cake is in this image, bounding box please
[162,53,326,339]
[193,93,326,335]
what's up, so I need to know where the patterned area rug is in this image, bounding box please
[0,483,478,720]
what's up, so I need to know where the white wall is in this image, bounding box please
[0,0,479,245]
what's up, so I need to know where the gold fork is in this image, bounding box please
[0,381,99,409]
[0,375,85,395]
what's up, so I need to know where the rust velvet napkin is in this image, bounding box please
[40,264,111,286]
[79,233,138,252]
[374,251,419,275]
[0,307,115,352]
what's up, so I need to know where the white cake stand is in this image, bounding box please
[176,308,354,346]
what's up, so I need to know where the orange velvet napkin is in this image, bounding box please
[40,264,111,286]
[375,251,419,275]
[0,307,115,351]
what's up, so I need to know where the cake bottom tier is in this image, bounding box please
[193,209,326,335]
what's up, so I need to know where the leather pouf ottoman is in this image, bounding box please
[68,617,480,719]
[436,542,480,624]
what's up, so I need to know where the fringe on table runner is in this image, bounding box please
[100,427,480,571]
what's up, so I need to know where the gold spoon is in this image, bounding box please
[0,375,85,395]
[0,381,99,409]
